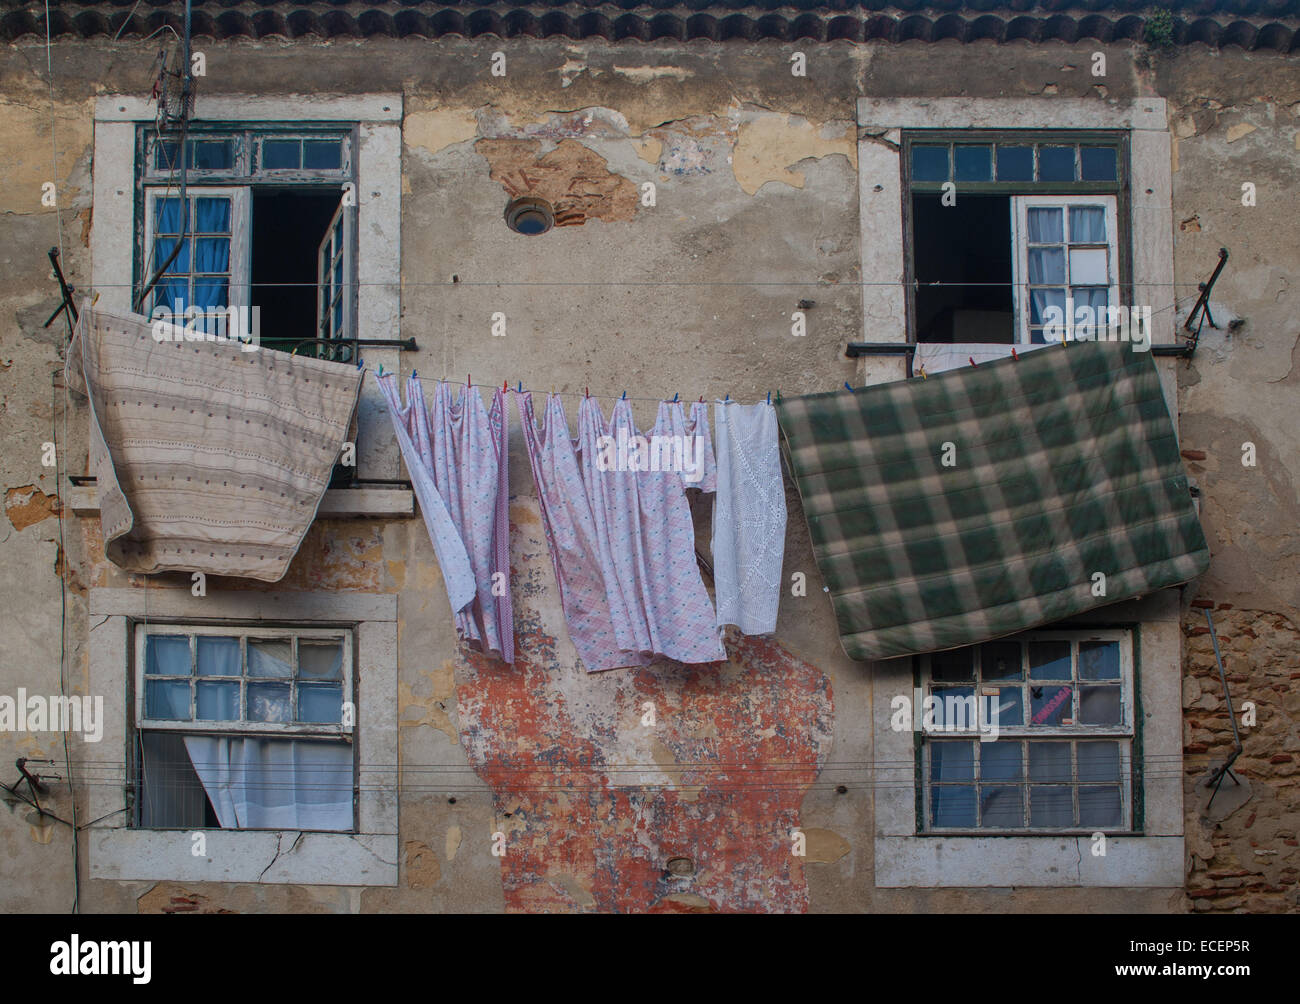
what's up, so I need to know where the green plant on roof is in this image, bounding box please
[1145,7,1176,49]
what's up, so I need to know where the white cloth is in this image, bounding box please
[184,736,353,831]
[913,342,1048,375]
[711,401,787,635]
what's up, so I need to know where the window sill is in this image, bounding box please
[68,484,412,519]
[89,827,398,886]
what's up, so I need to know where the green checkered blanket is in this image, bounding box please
[775,342,1211,661]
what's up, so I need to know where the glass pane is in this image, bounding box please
[1028,741,1071,782]
[194,197,231,234]
[1079,686,1121,725]
[1038,146,1076,181]
[1079,785,1122,828]
[1072,287,1109,316]
[930,741,975,783]
[1078,741,1121,783]
[1080,146,1117,182]
[980,641,1022,680]
[154,197,184,234]
[155,141,179,171]
[194,237,230,274]
[333,296,344,334]
[298,683,344,724]
[1079,640,1121,680]
[930,648,974,682]
[1030,683,1073,726]
[1029,287,1066,326]
[248,639,293,678]
[197,636,240,676]
[954,145,992,182]
[154,237,189,276]
[1027,206,1063,243]
[1069,206,1107,242]
[980,742,1023,782]
[299,642,343,680]
[996,145,1034,181]
[1028,247,1065,284]
[303,140,342,169]
[979,785,1023,828]
[932,786,976,828]
[333,254,344,288]
[333,217,343,249]
[196,680,239,721]
[248,682,291,723]
[932,687,977,729]
[192,140,233,170]
[1069,248,1108,286]
[192,279,228,313]
[1029,641,1071,680]
[154,278,188,314]
[263,139,300,169]
[146,635,190,676]
[986,686,1023,728]
[145,679,191,720]
[911,145,949,182]
[1030,786,1074,827]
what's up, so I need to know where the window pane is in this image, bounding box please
[996,145,1034,181]
[1038,146,1076,181]
[154,237,189,276]
[1078,685,1121,724]
[263,139,300,169]
[155,141,179,171]
[1030,786,1073,827]
[248,639,293,678]
[911,145,949,182]
[146,635,191,676]
[932,687,977,729]
[930,741,975,783]
[197,636,240,676]
[303,140,342,169]
[154,197,184,234]
[932,786,976,828]
[954,145,992,182]
[193,278,228,313]
[248,682,291,723]
[931,648,974,682]
[1027,207,1063,243]
[145,679,191,720]
[980,741,1022,782]
[1069,248,1108,285]
[987,686,1023,727]
[980,641,1022,680]
[979,785,1023,828]
[1080,146,1117,182]
[196,680,239,721]
[1029,287,1066,325]
[1028,741,1071,782]
[333,297,344,335]
[1028,641,1071,680]
[1079,640,1121,680]
[1030,683,1073,726]
[194,197,231,234]
[1078,741,1121,783]
[1079,785,1122,828]
[194,237,230,274]
[1028,247,1065,284]
[298,683,344,724]
[1069,206,1107,242]
[299,642,344,680]
[154,278,188,314]
[192,140,233,170]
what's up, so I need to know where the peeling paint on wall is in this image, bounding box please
[475,138,639,226]
[5,484,60,531]
[731,112,857,195]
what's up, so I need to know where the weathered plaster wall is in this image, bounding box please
[0,36,1295,913]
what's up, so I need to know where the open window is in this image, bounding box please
[137,125,356,360]
[904,133,1127,345]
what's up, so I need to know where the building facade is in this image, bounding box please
[1,1,1297,913]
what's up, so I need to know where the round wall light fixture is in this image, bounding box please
[505,197,555,236]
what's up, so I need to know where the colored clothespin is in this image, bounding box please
[585,386,590,398]
[467,373,472,387]
[1010,347,1019,361]
[844,381,853,391]
[724,392,730,402]
[503,379,509,392]
[412,369,418,380]
[672,392,679,403]
[775,389,782,402]
[766,391,771,405]
[621,390,627,400]
[356,356,365,370]
[377,363,384,376]
[917,363,927,380]
[517,380,523,393]
[968,357,978,368]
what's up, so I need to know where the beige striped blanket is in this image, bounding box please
[65,304,363,582]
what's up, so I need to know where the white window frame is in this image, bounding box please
[134,623,354,736]
[919,628,1135,834]
[141,185,251,315]
[1011,195,1120,345]
[316,199,353,344]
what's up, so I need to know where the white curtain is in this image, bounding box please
[913,341,1050,375]
[183,736,353,831]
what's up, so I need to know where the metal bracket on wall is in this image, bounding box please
[1181,247,1230,364]
[1202,607,1244,809]
[43,248,79,339]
